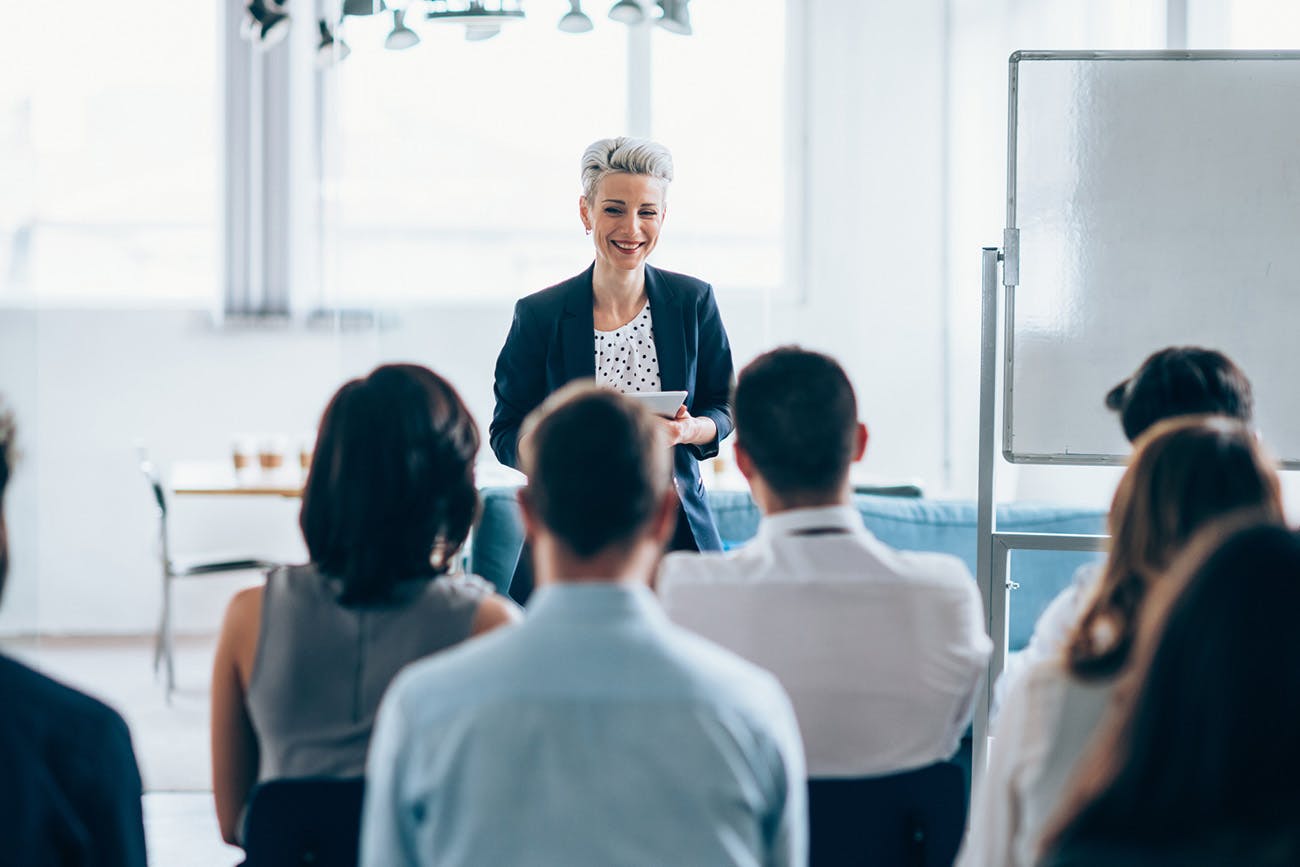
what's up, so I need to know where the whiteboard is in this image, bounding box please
[1005,51,1300,467]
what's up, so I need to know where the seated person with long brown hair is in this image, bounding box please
[958,416,1283,867]
[1041,519,1300,866]
[210,364,519,845]
[1003,346,1255,688]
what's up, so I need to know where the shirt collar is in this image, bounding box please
[757,505,865,540]
[525,582,667,625]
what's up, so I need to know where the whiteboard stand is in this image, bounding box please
[972,49,1300,789]
[972,246,1108,789]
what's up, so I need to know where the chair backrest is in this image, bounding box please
[136,449,167,517]
[241,777,366,867]
[471,486,1105,650]
[808,762,967,867]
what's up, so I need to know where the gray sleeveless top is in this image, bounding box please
[246,563,495,781]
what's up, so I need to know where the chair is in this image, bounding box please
[240,777,366,867]
[808,761,968,867]
[139,452,276,702]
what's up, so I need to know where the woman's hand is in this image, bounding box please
[662,405,717,448]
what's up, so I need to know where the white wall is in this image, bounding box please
[768,0,952,492]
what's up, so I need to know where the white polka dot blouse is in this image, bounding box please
[594,304,661,393]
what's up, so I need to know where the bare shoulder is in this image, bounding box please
[470,593,522,636]
[214,584,265,687]
[224,585,263,628]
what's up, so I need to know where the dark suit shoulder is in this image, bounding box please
[0,654,146,866]
[0,653,131,740]
[646,265,713,302]
[517,267,593,315]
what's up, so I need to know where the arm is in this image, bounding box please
[662,404,718,449]
[763,688,808,867]
[360,685,422,867]
[89,714,149,867]
[683,285,734,461]
[955,673,1039,867]
[489,299,549,470]
[995,562,1097,715]
[938,575,994,741]
[211,587,263,846]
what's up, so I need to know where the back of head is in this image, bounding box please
[300,364,480,604]
[580,136,674,204]
[1105,346,1253,442]
[519,383,669,559]
[1067,415,1282,679]
[1048,520,1300,853]
[734,347,858,500]
[0,403,12,596]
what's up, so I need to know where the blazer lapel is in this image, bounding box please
[645,266,687,393]
[559,265,597,382]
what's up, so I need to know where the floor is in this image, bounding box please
[3,635,244,866]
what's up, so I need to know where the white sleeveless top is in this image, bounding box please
[594,304,661,393]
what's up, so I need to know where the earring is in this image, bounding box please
[585,227,591,235]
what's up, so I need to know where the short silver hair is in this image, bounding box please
[580,137,674,204]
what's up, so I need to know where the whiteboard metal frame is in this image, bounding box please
[973,245,1111,789]
[1001,50,1300,467]
[974,48,1300,790]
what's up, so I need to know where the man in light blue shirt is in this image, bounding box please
[361,383,807,867]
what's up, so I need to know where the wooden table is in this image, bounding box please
[169,459,528,498]
[170,461,306,498]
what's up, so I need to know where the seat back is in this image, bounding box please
[137,450,168,517]
[241,777,366,867]
[808,762,967,867]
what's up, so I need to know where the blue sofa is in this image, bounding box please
[470,487,1106,651]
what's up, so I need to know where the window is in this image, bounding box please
[321,14,627,307]
[651,1,786,293]
[0,6,219,304]
[318,2,787,307]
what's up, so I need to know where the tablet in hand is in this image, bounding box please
[625,390,688,418]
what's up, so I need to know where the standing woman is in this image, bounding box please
[491,137,734,597]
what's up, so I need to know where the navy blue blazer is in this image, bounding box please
[490,264,734,551]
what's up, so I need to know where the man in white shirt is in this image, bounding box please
[658,347,991,778]
[361,383,807,866]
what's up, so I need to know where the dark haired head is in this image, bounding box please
[1105,346,1253,443]
[519,383,670,558]
[1046,519,1300,856]
[1067,415,1282,681]
[0,404,12,598]
[733,347,860,501]
[300,364,480,604]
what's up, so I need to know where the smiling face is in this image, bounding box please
[579,172,667,274]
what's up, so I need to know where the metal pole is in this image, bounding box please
[973,246,1002,788]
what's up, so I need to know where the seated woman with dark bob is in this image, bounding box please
[211,364,519,845]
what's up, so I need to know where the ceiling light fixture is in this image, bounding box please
[316,19,352,66]
[342,0,388,16]
[384,9,421,49]
[464,23,503,40]
[243,0,292,48]
[558,0,593,33]
[655,0,690,35]
[426,0,524,40]
[607,0,644,25]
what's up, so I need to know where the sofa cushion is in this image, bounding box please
[471,487,1106,651]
